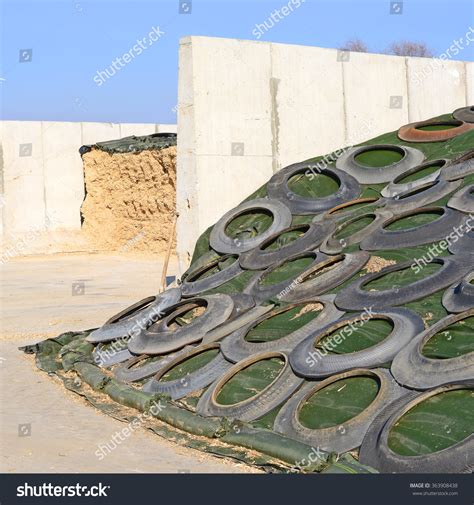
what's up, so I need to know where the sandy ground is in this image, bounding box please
[0,253,254,473]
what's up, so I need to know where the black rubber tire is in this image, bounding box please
[280,252,370,303]
[142,343,232,399]
[127,294,234,355]
[453,105,474,123]
[442,272,474,313]
[289,308,425,378]
[202,303,274,344]
[320,209,393,255]
[447,184,474,214]
[334,256,472,311]
[442,150,474,181]
[113,346,194,383]
[242,250,329,303]
[335,144,425,184]
[220,295,344,363]
[180,254,244,297]
[196,351,304,422]
[381,159,448,198]
[312,197,386,225]
[274,368,406,454]
[266,162,361,215]
[238,220,335,271]
[449,227,474,255]
[391,309,474,389]
[209,198,292,254]
[86,288,182,344]
[360,206,467,251]
[359,382,474,473]
[382,178,462,216]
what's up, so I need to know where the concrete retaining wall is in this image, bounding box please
[176,36,473,267]
[0,121,177,240]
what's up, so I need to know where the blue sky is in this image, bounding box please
[1,0,473,123]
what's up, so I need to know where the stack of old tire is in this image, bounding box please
[87,107,474,473]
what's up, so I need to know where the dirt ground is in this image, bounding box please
[0,253,255,473]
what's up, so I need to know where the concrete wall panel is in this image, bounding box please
[1,121,46,234]
[271,44,345,168]
[42,121,84,230]
[407,58,466,121]
[343,52,409,142]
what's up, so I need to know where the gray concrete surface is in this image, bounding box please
[0,253,254,473]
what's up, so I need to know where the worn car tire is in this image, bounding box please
[359,382,474,473]
[196,351,304,422]
[209,198,292,254]
[289,308,425,378]
[335,144,425,184]
[86,288,182,344]
[266,162,361,215]
[335,256,471,310]
[391,309,474,389]
[274,368,406,454]
[127,294,234,355]
[220,295,344,363]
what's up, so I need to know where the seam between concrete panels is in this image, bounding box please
[269,42,281,174]
[404,57,412,122]
[40,121,48,231]
[463,61,469,106]
[341,59,348,147]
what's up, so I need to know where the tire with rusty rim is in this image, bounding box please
[289,308,425,378]
[196,351,304,422]
[359,382,474,473]
[220,295,344,363]
[335,144,425,184]
[391,309,474,389]
[274,368,406,454]
[398,119,474,142]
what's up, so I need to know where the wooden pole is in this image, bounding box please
[160,212,178,292]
